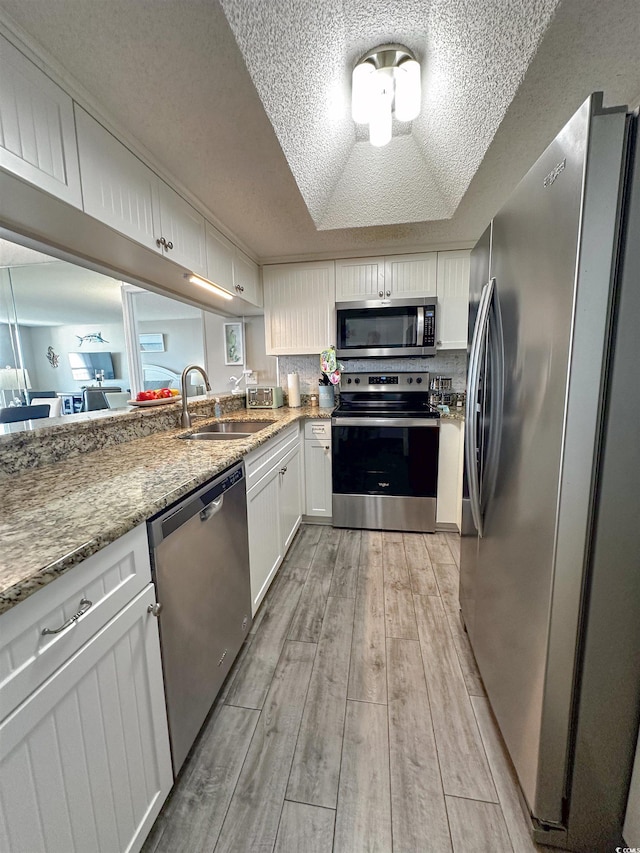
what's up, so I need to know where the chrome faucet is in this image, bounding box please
[180,364,212,428]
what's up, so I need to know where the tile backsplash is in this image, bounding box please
[277,350,467,394]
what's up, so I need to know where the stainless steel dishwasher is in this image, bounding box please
[148,460,252,776]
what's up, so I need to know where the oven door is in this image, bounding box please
[331,416,440,532]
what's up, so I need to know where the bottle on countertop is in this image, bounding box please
[214,396,222,418]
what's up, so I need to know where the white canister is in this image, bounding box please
[287,373,301,407]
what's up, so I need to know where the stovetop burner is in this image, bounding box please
[335,372,440,419]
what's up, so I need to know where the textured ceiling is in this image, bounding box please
[0,0,638,260]
[220,0,559,229]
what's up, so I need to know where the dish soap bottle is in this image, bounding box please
[214,396,222,418]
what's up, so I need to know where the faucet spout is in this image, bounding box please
[181,364,212,428]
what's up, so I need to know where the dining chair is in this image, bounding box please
[105,392,131,409]
[0,404,50,423]
[35,397,63,417]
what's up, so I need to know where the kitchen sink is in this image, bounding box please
[178,420,276,441]
[196,421,276,433]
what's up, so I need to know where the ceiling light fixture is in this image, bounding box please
[351,45,421,147]
[185,273,233,301]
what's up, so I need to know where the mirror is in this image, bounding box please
[0,233,275,433]
[0,236,205,429]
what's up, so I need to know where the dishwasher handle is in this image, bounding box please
[148,461,244,546]
[200,495,224,522]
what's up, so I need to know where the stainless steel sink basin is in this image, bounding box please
[196,421,276,434]
[180,432,252,441]
[178,420,276,441]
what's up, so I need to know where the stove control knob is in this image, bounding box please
[354,377,360,384]
[416,377,423,384]
[407,377,413,384]
[347,378,352,384]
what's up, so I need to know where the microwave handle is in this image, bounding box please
[416,306,425,345]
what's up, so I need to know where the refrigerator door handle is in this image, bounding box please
[465,279,494,536]
[481,281,505,520]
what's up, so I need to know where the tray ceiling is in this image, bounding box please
[220,0,559,230]
[0,0,638,260]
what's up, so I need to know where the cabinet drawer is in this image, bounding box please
[245,423,300,491]
[304,420,331,440]
[0,525,151,721]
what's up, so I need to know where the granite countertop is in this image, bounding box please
[0,406,330,615]
[0,402,464,615]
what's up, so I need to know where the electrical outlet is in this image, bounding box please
[245,374,258,386]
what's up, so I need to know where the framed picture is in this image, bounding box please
[224,322,244,365]
[139,333,165,352]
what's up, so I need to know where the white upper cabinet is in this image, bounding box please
[0,35,81,207]
[76,106,207,274]
[206,222,263,307]
[335,257,385,301]
[436,250,471,349]
[157,179,206,275]
[335,253,437,301]
[263,261,335,355]
[233,249,262,307]
[76,105,160,251]
[385,253,438,298]
[205,221,234,292]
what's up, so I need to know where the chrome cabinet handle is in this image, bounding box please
[325,445,330,450]
[42,598,93,635]
[155,237,174,250]
[279,466,287,475]
[147,602,163,617]
[386,290,391,297]
[378,290,384,297]
[235,285,245,293]
[166,240,173,250]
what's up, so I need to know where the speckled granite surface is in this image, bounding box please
[0,406,330,614]
[0,403,463,614]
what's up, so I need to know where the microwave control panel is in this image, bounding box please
[423,306,436,347]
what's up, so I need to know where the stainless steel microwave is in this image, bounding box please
[336,297,437,358]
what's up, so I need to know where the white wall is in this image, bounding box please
[203,313,276,393]
[139,318,204,377]
[23,321,130,393]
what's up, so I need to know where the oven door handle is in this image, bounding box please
[332,417,440,428]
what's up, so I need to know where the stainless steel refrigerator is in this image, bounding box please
[460,93,640,852]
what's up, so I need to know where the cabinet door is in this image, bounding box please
[205,221,234,292]
[158,180,207,276]
[0,35,81,207]
[234,249,263,307]
[335,257,384,301]
[436,420,463,528]
[436,250,471,349]
[0,585,172,853]
[247,466,282,615]
[279,442,302,551]
[263,261,335,355]
[75,106,160,252]
[385,253,437,298]
[305,438,332,517]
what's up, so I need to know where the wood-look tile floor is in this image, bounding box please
[143,525,554,853]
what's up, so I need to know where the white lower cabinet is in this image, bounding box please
[436,419,465,530]
[246,464,283,614]
[0,525,172,853]
[246,425,302,614]
[304,420,332,518]
[0,583,172,853]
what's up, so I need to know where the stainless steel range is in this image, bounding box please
[331,372,440,532]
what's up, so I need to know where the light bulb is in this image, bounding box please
[394,59,421,122]
[369,68,393,147]
[351,61,375,124]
